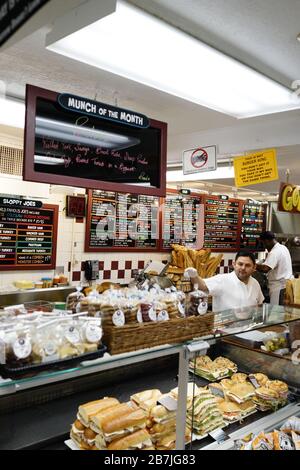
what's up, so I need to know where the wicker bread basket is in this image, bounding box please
[102,313,214,355]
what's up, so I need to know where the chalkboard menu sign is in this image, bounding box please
[203,196,241,251]
[161,192,203,250]
[0,203,58,270]
[240,202,266,251]
[24,85,167,197]
[85,190,159,252]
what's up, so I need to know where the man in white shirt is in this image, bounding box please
[185,251,264,313]
[256,231,293,305]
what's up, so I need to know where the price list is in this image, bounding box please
[203,196,240,250]
[162,195,202,249]
[0,204,58,269]
[240,202,266,250]
[86,190,159,250]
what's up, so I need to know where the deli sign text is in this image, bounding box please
[278,183,300,213]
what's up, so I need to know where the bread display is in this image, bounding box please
[167,245,223,290]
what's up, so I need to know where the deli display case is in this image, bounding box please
[0,304,300,450]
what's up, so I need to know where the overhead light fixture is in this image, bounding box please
[35,117,140,150]
[297,33,300,42]
[0,96,25,128]
[47,0,300,118]
[167,166,234,182]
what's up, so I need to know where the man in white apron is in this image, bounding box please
[256,231,293,305]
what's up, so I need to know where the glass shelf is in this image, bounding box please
[211,304,300,338]
[0,343,182,391]
[1,304,300,393]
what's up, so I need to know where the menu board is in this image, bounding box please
[24,86,167,197]
[0,204,58,270]
[85,190,159,251]
[203,196,241,251]
[240,202,266,251]
[161,193,203,250]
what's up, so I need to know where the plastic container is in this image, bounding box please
[185,284,208,317]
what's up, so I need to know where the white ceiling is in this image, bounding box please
[0,0,300,194]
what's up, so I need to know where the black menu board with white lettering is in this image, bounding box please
[0,204,58,270]
[203,196,241,251]
[24,85,167,197]
[161,192,203,250]
[240,202,266,251]
[85,190,159,251]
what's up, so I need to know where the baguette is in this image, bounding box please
[102,408,147,434]
[91,403,133,432]
[78,397,120,426]
[107,429,153,450]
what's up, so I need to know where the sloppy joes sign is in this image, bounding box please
[278,183,300,213]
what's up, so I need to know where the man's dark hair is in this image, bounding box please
[260,231,275,240]
[235,250,256,265]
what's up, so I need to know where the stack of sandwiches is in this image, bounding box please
[186,388,224,436]
[189,355,237,381]
[70,397,153,450]
[253,380,289,411]
[146,387,192,450]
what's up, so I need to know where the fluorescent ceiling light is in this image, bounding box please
[35,117,140,150]
[167,166,235,182]
[47,0,300,118]
[0,96,25,128]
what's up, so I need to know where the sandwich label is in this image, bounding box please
[209,428,228,443]
[157,310,169,322]
[85,324,102,343]
[178,302,185,316]
[13,337,32,359]
[158,396,178,411]
[44,341,58,356]
[65,326,81,344]
[112,310,125,327]
[249,377,260,389]
[137,309,143,323]
[148,307,157,322]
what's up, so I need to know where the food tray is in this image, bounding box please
[0,344,106,379]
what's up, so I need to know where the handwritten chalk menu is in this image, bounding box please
[24,86,167,197]
[161,194,202,250]
[0,204,58,270]
[85,190,159,251]
[240,202,266,251]
[203,196,241,251]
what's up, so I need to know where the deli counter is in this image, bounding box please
[0,304,300,450]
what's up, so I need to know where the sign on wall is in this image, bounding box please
[0,202,58,270]
[234,148,278,187]
[183,145,217,175]
[23,85,167,197]
[278,182,300,213]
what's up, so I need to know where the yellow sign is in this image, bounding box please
[234,149,278,187]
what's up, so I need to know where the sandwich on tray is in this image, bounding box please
[225,382,255,404]
[189,355,237,381]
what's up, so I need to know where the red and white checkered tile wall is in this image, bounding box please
[69,253,237,283]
